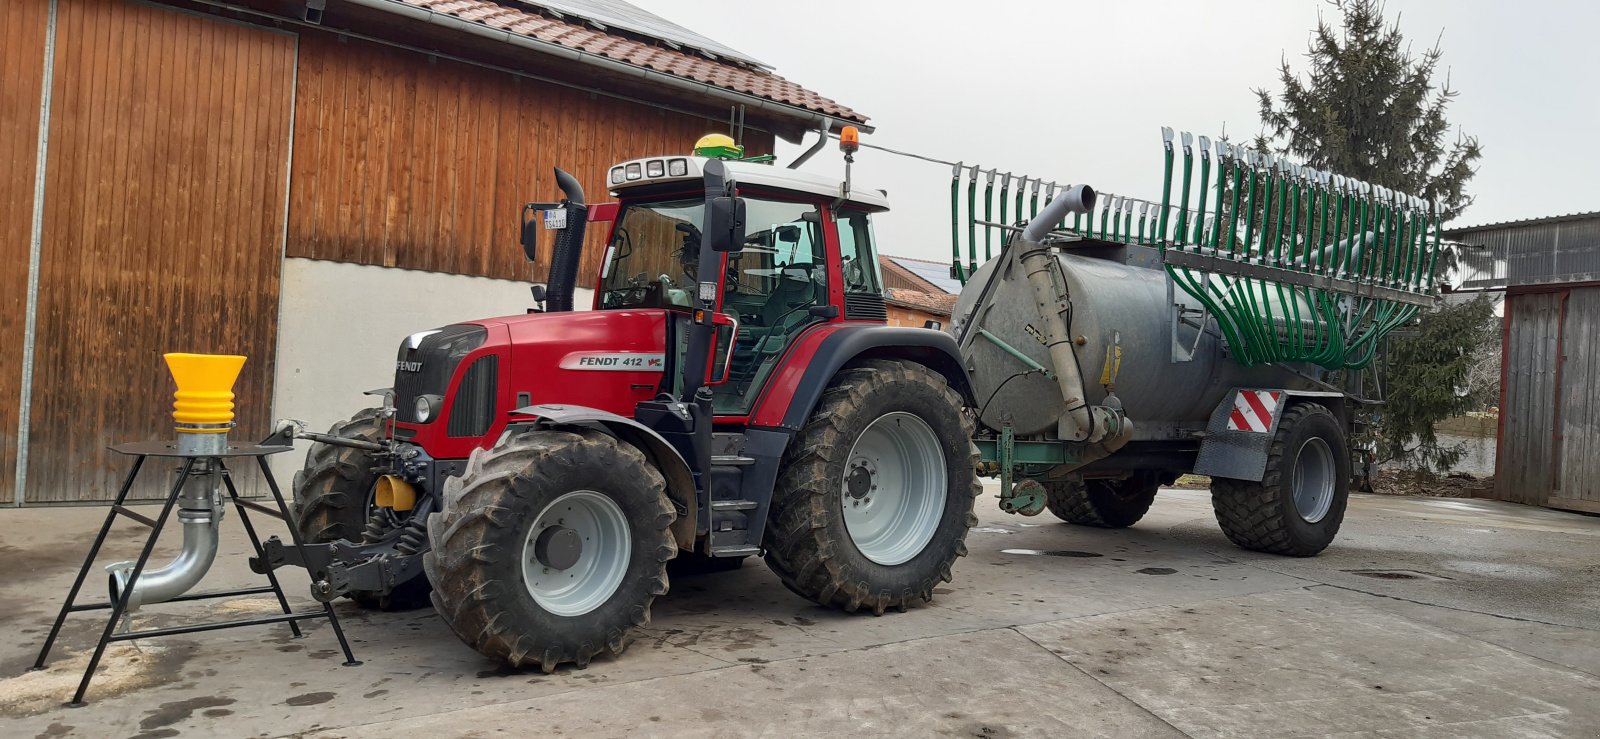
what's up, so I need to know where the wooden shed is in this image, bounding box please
[1449,212,1600,513]
[1,0,866,504]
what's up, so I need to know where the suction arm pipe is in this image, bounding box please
[1014,186,1129,444]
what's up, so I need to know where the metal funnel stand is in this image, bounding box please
[29,353,359,707]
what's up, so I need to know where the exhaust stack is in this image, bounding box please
[105,353,244,611]
[543,167,589,313]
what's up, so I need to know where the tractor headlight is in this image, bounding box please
[414,395,439,423]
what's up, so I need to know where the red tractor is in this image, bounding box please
[276,135,979,671]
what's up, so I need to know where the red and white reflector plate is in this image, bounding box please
[1227,390,1282,433]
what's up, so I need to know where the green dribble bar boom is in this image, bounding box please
[949,128,1443,370]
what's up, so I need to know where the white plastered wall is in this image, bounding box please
[268,257,592,483]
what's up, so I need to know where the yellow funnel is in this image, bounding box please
[164,353,246,432]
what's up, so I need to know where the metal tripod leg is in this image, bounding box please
[31,455,148,671]
[69,457,196,707]
[217,461,302,639]
[255,456,360,666]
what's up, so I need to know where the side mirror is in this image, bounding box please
[524,204,550,265]
[706,196,747,253]
[520,216,540,262]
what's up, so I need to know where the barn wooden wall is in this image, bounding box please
[0,0,50,504]
[23,0,295,502]
[5,0,784,504]
[285,33,774,286]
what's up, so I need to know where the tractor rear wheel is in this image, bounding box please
[424,429,676,672]
[764,359,979,615]
[1211,402,1349,556]
[1043,473,1160,528]
[292,408,431,610]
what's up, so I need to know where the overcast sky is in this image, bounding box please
[634,0,1599,265]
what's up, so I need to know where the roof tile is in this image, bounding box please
[390,0,865,123]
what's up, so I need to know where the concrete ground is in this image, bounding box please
[1,484,1596,738]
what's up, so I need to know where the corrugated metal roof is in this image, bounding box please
[1445,211,1600,234]
[392,0,866,123]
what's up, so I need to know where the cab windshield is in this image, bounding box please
[598,198,704,310]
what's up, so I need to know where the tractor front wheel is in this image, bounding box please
[764,360,979,615]
[424,429,676,672]
[292,408,431,610]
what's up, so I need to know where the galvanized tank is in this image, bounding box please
[953,244,1316,440]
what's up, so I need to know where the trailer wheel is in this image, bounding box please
[424,429,675,672]
[1043,473,1160,528]
[1211,402,1349,556]
[292,408,431,610]
[764,359,979,615]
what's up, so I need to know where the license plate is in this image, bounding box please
[543,208,568,230]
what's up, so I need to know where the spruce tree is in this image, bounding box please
[1256,0,1493,474]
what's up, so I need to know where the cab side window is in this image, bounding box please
[836,209,883,295]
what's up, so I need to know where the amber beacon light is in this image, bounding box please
[164,352,246,455]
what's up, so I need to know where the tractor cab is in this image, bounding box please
[595,139,890,414]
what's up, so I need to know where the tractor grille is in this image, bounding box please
[393,324,486,424]
[844,292,888,321]
[447,355,498,437]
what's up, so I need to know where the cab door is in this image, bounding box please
[712,199,830,414]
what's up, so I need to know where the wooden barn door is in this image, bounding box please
[1495,292,1563,506]
[1550,287,1600,513]
[22,0,295,503]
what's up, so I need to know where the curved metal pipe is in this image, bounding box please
[1022,185,1095,242]
[106,475,221,612]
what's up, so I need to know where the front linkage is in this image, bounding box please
[251,421,432,603]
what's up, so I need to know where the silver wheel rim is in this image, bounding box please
[522,490,631,617]
[841,412,947,566]
[1293,437,1336,523]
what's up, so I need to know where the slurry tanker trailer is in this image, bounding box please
[245,127,1441,671]
[952,128,1440,554]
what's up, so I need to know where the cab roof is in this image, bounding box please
[607,156,890,212]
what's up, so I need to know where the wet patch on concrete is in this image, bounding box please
[32,722,72,739]
[1000,549,1103,558]
[285,692,337,706]
[137,695,236,735]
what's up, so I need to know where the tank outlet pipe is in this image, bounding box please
[106,464,223,612]
[1015,186,1132,445]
